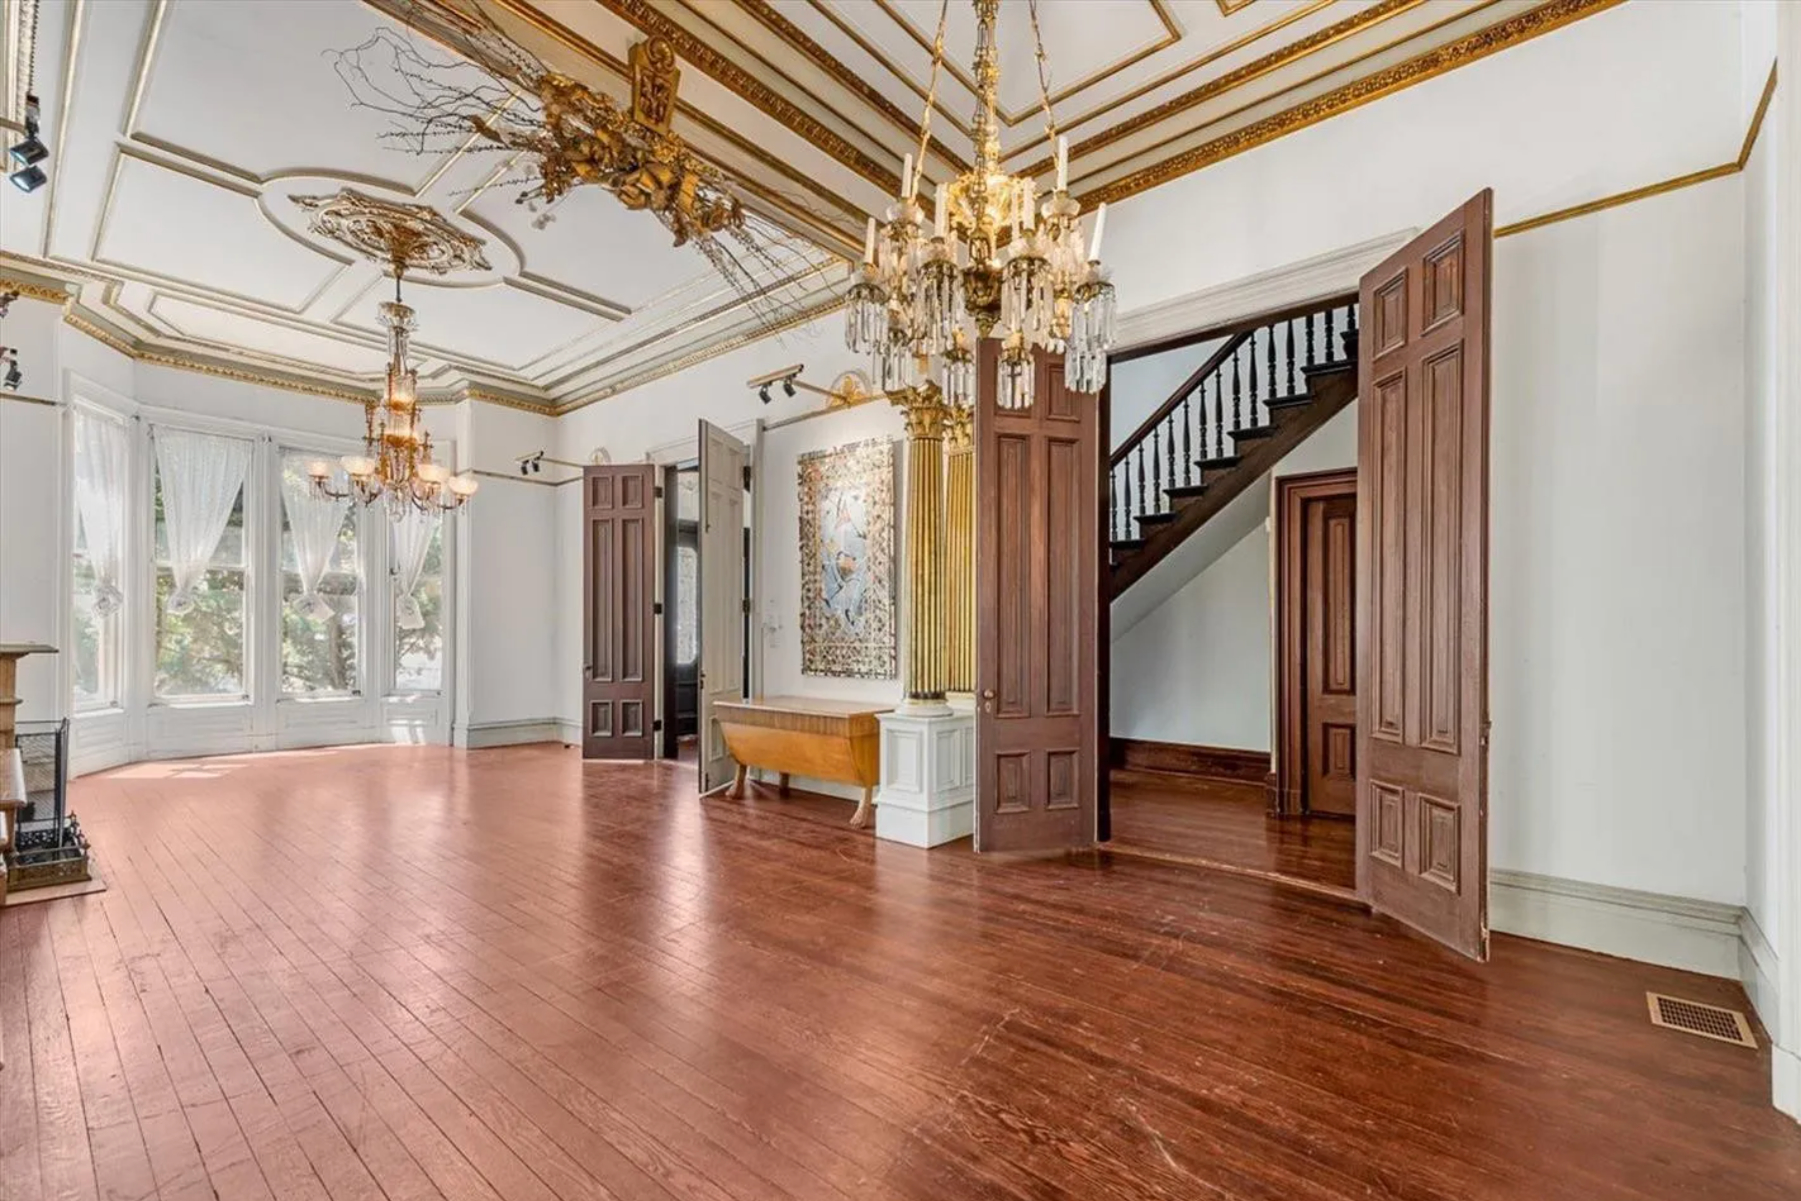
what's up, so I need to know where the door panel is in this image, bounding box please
[698,421,748,795]
[582,464,658,759]
[1356,189,1492,959]
[1305,490,1358,817]
[975,348,1103,853]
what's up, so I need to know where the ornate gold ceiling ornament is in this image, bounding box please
[292,188,491,276]
[330,2,811,330]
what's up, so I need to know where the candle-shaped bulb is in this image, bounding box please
[863,216,877,265]
[1056,135,1069,192]
[901,153,914,200]
[934,182,948,238]
[1089,202,1107,262]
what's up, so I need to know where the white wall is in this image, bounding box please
[0,297,67,724]
[1110,339,1220,450]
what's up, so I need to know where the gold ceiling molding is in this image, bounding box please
[1020,0,1423,176]
[1495,60,1776,239]
[869,0,1182,127]
[0,271,72,305]
[1217,0,1258,14]
[730,0,971,174]
[573,0,903,197]
[1079,0,1627,208]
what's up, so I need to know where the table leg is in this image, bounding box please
[730,764,747,800]
[778,773,791,796]
[849,786,873,829]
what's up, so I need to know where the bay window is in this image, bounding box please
[392,509,444,693]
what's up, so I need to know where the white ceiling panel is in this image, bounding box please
[96,155,347,311]
[149,294,390,375]
[342,279,607,375]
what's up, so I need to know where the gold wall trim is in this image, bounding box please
[1494,61,1777,240]
[1080,0,1625,208]
[582,0,902,197]
[0,271,74,304]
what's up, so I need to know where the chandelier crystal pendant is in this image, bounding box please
[293,190,483,517]
[845,0,1118,409]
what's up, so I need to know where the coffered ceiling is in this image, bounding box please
[0,0,1618,413]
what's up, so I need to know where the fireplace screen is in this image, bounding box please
[9,719,90,890]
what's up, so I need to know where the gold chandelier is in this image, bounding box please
[846,0,1117,409]
[294,190,481,516]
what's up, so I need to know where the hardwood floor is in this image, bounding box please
[1108,768,1358,890]
[2,744,1798,1200]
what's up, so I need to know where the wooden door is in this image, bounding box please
[1356,190,1492,959]
[698,421,748,795]
[582,464,658,759]
[975,348,1103,853]
[1303,488,1358,816]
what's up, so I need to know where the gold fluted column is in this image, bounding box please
[944,404,975,697]
[891,383,951,711]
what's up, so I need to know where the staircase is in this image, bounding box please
[1109,296,1361,599]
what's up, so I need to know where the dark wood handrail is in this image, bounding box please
[1111,289,1361,365]
[1110,331,1249,468]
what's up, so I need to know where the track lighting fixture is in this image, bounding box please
[758,385,773,405]
[782,377,796,398]
[1,350,22,391]
[518,450,545,476]
[8,94,46,194]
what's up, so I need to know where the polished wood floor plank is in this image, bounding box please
[2,745,1797,1201]
[1108,769,1357,889]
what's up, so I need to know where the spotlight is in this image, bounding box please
[758,385,773,405]
[2,352,21,392]
[782,376,796,398]
[9,165,45,193]
[7,132,44,168]
[516,450,546,477]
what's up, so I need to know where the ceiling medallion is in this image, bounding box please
[293,189,479,517]
[292,188,490,277]
[846,0,1117,412]
[330,4,805,328]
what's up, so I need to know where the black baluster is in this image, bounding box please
[1327,306,1340,361]
[1163,415,1175,503]
[1180,393,1192,487]
[1305,310,1317,368]
[1248,330,1260,425]
[1264,324,1276,421]
[1346,301,1359,351]
[1135,443,1146,525]
[1151,425,1162,512]
[1231,343,1245,434]
[1281,320,1294,398]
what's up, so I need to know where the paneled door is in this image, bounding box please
[582,464,658,759]
[698,421,748,795]
[974,348,1104,852]
[1356,190,1493,959]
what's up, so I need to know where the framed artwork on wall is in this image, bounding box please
[797,438,897,679]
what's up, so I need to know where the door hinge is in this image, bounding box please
[741,598,752,615]
[653,601,664,615]
[653,719,664,731]
[742,465,752,490]
[654,485,664,499]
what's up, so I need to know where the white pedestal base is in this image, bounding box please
[875,709,975,848]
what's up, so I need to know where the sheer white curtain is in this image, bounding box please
[72,410,129,616]
[281,462,350,621]
[391,508,439,630]
[155,428,250,614]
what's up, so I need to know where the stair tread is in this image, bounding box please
[1135,510,1180,525]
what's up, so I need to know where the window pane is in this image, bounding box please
[280,455,360,695]
[71,552,102,708]
[154,568,246,697]
[676,544,698,667]
[394,523,444,692]
[153,433,250,700]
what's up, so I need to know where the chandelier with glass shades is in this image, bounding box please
[846,0,1117,409]
[294,189,482,517]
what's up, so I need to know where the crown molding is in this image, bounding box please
[1079,0,1626,208]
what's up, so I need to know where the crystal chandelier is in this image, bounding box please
[293,190,482,517]
[308,268,478,518]
[845,0,1117,409]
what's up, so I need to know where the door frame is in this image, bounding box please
[1271,467,1358,817]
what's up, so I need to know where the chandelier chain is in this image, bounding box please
[1027,0,1057,145]
[908,0,951,206]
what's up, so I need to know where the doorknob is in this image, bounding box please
[980,689,994,699]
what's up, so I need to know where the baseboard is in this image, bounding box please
[457,719,576,749]
[1776,1045,1800,1122]
[1739,910,1783,1046]
[1489,869,1743,979]
[1110,738,1269,784]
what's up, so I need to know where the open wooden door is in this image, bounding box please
[698,421,748,795]
[582,464,658,759]
[974,348,1103,852]
[1356,189,1492,959]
